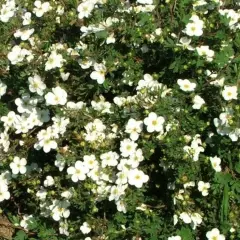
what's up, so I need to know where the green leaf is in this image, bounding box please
[235,161,240,174]
[95,30,108,39]
[220,184,229,223]
[177,227,194,240]
[214,173,232,185]
[14,230,28,240]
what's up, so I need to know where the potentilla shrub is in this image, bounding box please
[0,0,239,239]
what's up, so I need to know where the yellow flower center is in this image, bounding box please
[152,120,157,126]
[135,175,140,180]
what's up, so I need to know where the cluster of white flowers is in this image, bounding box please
[0,171,11,202]
[66,137,149,212]
[33,1,52,17]
[14,28,34,41]
[214,107,240,142]
[34,116,69,152]
[7,45,33,64]
[178,211,203,229]
[91,95,112,114]
[84,119,107,143]
[0,0,16,22]
[0,0,239,238]
[219,9,240,31]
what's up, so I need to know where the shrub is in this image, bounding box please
[0,0,239,239]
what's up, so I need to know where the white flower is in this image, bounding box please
[100,151,119,168]
[229,128,240,142]
[22,12,31,25]
[80,222,91,234]
[173,214,178,225]
[106,33,116,44]
[196,45,215,62]
[184,15,204,36]
[38,137,58,153]
[20,215,34,230]
[45,86,67,105]
[83,154,98,169]
[50,200,70,221]
[206,228,225,240]
[36,187,47,200]
[45,51,65,71]
[176,37,194,51]
[143,112,165,133]
[116,170,129,185]
[78,58,94,69]
[61,188,74,199]
[44,176,55,187]
[0,2,16,22]
[183,135,205,161]
[28,74,46,96]
[0,183,10,202]
[137,0,153,4]
[67,161,89,182]
[0,171,11,185]
[60,72,70,81]
[77,1,95,19]
[191,212,202,229]
[59,220,69,236]
[222,85,238,101]
[192,95,205,109]
[14,93,35,114]
[109,185,127,201]
[0,81,7,99]
[128,169,149,188]
[168,236,181,240]
[209,77,225,87]
[155,28,162,35]
[136,73,154,90]
[55,154,66,171]
[7,45,31,65]
[90,63,107,84]
[14,28,34,41]
[10,157,27,175]
[198,181,210,196]
[120,138,138,157]
[128,148,144,168]
[116,200,127,213]
[210,156,222,172]
[33,1,51,17]
[125,118,143,141]
[183,181,195,189]
[177,79,196,92]
[91,96,112,113]
[179,212,191,224]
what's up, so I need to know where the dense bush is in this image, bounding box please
[0,0,239,239]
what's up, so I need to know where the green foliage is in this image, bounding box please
[0,0,239,239]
